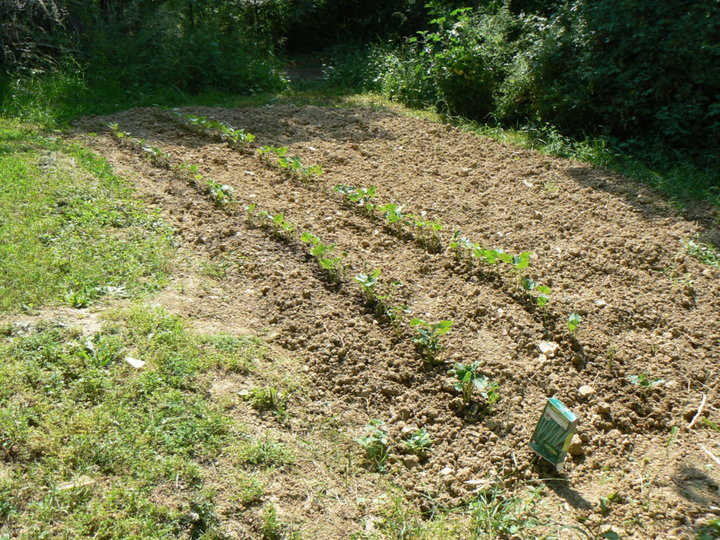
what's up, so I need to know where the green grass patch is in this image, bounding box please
[0,119,174,312]
[0,305,265,538]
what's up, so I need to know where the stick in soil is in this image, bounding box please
[687,393,707,430]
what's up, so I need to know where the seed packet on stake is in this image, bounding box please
[529,398,578,470]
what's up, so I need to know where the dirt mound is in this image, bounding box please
[73,104,720,538]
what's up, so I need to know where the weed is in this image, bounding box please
[402,428,432,458]
[450,361,500,408]
[469,486,544,538]
[356,420,389,471]
[697,518,720,540]
[410,318,453,363]
[233,436,295,468]
[244,386,288,416]
[0,121,172,312]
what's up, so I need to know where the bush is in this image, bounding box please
[371,1,720,151]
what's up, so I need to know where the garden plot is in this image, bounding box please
[73,105,720,538]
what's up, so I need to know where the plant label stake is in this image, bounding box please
[529,398,578,470]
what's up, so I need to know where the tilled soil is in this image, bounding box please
[73,105,720,538]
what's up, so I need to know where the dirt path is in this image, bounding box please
[72,104,720,538]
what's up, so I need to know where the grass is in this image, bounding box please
[0,305,258,538]
[0,119,173,312]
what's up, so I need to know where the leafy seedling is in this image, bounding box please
[410,318,453,363]
[335,185,377,213]
[356,420,389,471]
[451,361,500,408]
[206,180,235,208]
[355,269,382,302]
[411,216,443,252]
[300,232,344,282]
[628,373,665,389]
[521,278,552,308]
[567,313,582,333]
[449,231,476,261]
[402,428,432,458]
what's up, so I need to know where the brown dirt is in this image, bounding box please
[71,104,720,538]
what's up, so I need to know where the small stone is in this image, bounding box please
[439,467,454,476]
[402,455,420,469]
[537,341,559,357]
[597,401,611,414]
[568,434,584,456]
[578,385,595,398]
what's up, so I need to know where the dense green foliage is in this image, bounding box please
[371,1,720,152]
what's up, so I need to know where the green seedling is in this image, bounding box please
[107,123,171,168]
[567,313,582,333]
[206,180,235,208]
[449,231,476,261]
[410,318,453,363]
[450,361,500,407]
[521,278,552,308]
[378,203,407,231]
[254,210,296,240]
[178,112,255,147]
[334,185,377,213]
[356,420,389,471]
[380,301,411,333]
[512,251,532,270]
[300,232,344,282]
[259,146,322,179]
[684,239,720,268]
[410,216,443,252]
[474,247,514,265]
[402,428,432,458]
[628,373,665,389]
[355,269,382,302]
[278,154,323,179]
